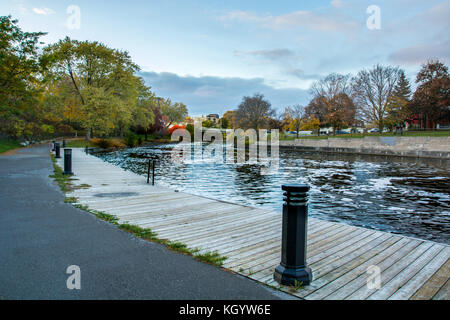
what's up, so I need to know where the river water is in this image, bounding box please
[95,143,450,244]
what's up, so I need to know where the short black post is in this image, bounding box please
[62,140,66,148]
[85,145,88,154]
[147,159,151,184]
[63,149,73,175]
[274,184,312,286]
[51,140,56,151]
[152,160,155,186]
[55,143,61,159]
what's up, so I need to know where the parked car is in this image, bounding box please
[368,128,379,133]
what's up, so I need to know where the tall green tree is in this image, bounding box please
[158,97,188,127]
[385,71,411,129]
[0,16,46,138]
[42,37,152,140]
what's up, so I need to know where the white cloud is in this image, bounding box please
[234,49,295,60]
[32,7,55,15]
[221,9,356,33]
[331,0,345,8]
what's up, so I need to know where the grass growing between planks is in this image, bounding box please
[118,223,227,266]
[49,152,227,267]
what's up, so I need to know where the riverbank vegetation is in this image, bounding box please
[0,16,187,144]
[218,62,449,137]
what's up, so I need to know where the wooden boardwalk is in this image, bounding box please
[57,148,449,300]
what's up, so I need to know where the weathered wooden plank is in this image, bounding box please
[308,232,392,279]
[389,247,449,300]
[244,229,377,284]
[432,279,449,300]
[367,243,444,300]
[156,211,274,240]
[345,241,434,300]
[307,229,375,265]
[294,237,418,299]
[125,202,249,227]
[410,258,450,300]
[223,220,329,266]
[204,219,332,256]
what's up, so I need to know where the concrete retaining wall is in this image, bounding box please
[278,136,450,159]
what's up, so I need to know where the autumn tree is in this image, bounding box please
[300,117,320,132]
[352,65,403,132]
[235,93,275,132]
[285,104,305,137]
[410,60,450,129]
[266,111,286,132]
[305,95,327,125]
[309,73,356,134]
[222,110,237,129]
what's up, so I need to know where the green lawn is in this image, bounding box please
[0,139,22,154]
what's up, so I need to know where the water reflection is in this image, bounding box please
[96,143,450,244]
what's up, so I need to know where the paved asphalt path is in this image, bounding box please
[0,144,290,300]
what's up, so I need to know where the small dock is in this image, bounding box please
[57,148,449,300]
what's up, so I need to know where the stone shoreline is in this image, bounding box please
[276,136,450,160]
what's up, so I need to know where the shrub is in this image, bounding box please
[110,139,126,148]
[124,132,138,147]
[96,138,112,149]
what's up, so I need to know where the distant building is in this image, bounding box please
[206,114,220,124]
[406,112,450,130]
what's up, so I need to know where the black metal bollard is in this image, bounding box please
[55,143,61,159]
[152,160,155,186]
[147,159,151,184]
[85,145,89,154]
[63,149,73,175]
[274,184,312,286]
[62,140,66,148]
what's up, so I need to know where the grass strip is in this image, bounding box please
[0,139,22,154]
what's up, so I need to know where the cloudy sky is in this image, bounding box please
[3,0,449,116]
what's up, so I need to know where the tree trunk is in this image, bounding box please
[85,128,91,142]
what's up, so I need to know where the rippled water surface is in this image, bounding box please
[96,143,450,244]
